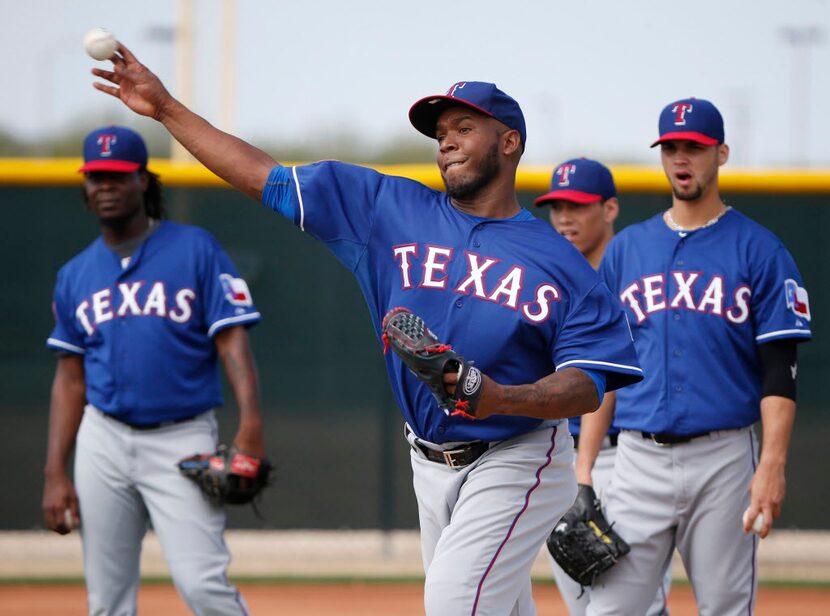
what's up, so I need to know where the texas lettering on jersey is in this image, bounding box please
[392,243,561,324]
[618,271,751,325]
[72,281,198,335]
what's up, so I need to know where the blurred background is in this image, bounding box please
[3,0,830,166]
[1,0,828,534]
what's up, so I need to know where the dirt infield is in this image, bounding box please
[1,581,828,615]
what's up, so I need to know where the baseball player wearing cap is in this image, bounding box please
[577,99,812,615]
[42,126,263,615]
[535,159,672,616]
[92,44,644,614]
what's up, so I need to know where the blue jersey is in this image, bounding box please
[263,162,642,443]
[600,209,811,434]
[47,221,261,426]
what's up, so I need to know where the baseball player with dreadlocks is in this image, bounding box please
[90,42,644,615]
[42,126,264,615]
[578,99,812,615]
[534,158,672,615]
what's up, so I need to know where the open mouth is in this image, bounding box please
[674,171,693,188]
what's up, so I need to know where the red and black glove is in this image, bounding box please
[381,307,483,419]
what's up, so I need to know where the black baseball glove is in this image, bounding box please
[178,444,271,505]
[381,306,483,419]
[546,484,631,587]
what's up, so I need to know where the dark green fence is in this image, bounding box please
[1,184,826,530]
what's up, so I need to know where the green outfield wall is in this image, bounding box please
[1,161,827,531]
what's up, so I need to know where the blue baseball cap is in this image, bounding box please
[651,97,724,147]
[79,125,148,173]
[409,81,527,149]
[533,158,616,206]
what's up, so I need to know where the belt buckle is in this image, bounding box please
[442,448,466,469]
[649,433,670,447]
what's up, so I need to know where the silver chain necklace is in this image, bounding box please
[664,206,731,232]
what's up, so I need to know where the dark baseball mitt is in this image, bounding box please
[178,444,271,505]
[381,306,483,419]
[546,484,631,587]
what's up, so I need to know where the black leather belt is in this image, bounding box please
[404,425,490,469]
[640,431,711,446]
[411,440,489,468]
[105,413,196,431]
[573,433,618,450]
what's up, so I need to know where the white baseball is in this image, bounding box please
[83,27,117,61]
[742,508,764,534]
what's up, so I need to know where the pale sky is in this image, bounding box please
[3,0,830,167]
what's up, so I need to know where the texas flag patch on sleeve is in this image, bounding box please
[784,278,810,321]
[220,273,254,306]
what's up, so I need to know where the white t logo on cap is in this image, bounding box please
[672,103,694,126]
[556,164,576,186]
[97,134,117,157]
[446,82,467,97]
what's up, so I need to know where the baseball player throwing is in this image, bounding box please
[578,98,812,615]
[89,43,644,614]
[535,158,672,615]
[41,126,263,615]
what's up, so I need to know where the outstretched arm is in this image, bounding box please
[214,326,265,458]
[92,42,278,200]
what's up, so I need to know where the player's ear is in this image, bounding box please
[602,197,620,225]
[718,144,730,166]
[138,169,150,191]
[501,129,522,157]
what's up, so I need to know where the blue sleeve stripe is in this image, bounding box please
[579,367,606,405]
[47,338,85,355]
[556,358,644,375]
[261,166,298,225]
[756,329,812,342]
[207,312,262,337]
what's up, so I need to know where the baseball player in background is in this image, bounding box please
[41,126,264,615]
[578,99,812,615]
[534,158,671,615]
[89,43,645,615]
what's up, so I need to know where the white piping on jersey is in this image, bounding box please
[756,329,811,342]
[47,338,85,355]
[207,312,262,338]
[291,166,305,232]
[556,359,644,374]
